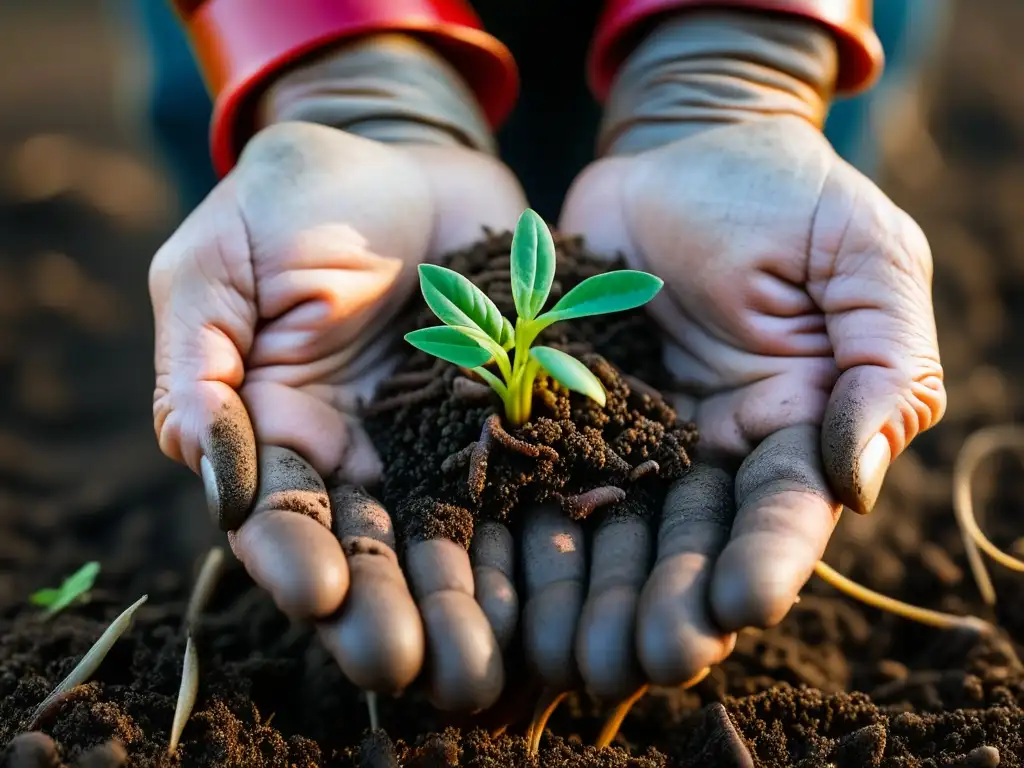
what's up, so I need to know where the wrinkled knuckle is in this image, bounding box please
[239,122,327,177]
[899,374,947,443]
[897,208,933,276]
[736,425,826,503]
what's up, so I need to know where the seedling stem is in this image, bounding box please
[405,209,663,426]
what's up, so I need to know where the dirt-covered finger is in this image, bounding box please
[575,507,651,700]
[521,504,586,690]
[317,486,424,694]
[406,538,504,712]
[470,521,519,649]
[229,446,348,619]
[637,464,737,685]
[815,164,945,514]
[2,732,59,768]
[199,397,259,531]
[72,741,128,768]
[711,425,840,631]
[148,184,259,532]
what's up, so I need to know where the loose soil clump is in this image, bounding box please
[363,231,697,550]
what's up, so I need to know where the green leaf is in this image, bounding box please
[30,561,100,617]
[530,346,606,407]
[510,209,556,321]
[541,271,663,324]
[29,588,59,606]
[418,264,505,342]
[405,326,493,368]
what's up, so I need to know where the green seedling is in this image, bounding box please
[30,562,100,618]
[405,208,663,426]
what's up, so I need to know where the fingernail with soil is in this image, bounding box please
[853,433,891,514]
[3,732,59,768]
[201,456,219,524]
[202,401,259,531]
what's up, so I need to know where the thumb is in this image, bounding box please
[150,178,259,531]
[814,161,946,514]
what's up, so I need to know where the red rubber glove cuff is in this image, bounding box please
[588,0,883,101]
[179,0,518,176]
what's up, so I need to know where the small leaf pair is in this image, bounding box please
[405,209,663,425]
[30,561,100,618]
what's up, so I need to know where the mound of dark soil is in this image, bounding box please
[363,231,697,549]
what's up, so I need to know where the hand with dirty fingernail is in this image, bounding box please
[558,10,945,660]
[148,43,529,708]
[2,733,127,768]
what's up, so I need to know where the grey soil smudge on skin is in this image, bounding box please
[469,522,514,575]
[736,424,837,510]
[658,464,734,544]
[329,485,396,547]
[2,731,60,768]
[205,398,259,531]
[252,446,331,529]
[821,379,873,513]
[74,740,128,768]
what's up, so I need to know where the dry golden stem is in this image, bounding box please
[594,684,648,751]
[594,667,710,750]
[169,547,225,756]
[814,560,993,634]
[526,688,568,758]
[28,594,148,729]
[952,425,1024,606]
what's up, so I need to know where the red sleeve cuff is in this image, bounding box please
[181,0,518,176]
[588,0,884,101]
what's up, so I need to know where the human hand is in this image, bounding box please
[543,12,946,701]
[149,115,527,710]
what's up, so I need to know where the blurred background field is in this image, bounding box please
[0,0,1022,621]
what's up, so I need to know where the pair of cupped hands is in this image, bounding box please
[149,111,945,712]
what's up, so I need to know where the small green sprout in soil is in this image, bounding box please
[29,561,100,618]
[405,208,663,426]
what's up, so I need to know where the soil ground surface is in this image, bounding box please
[3,1,1024,766]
